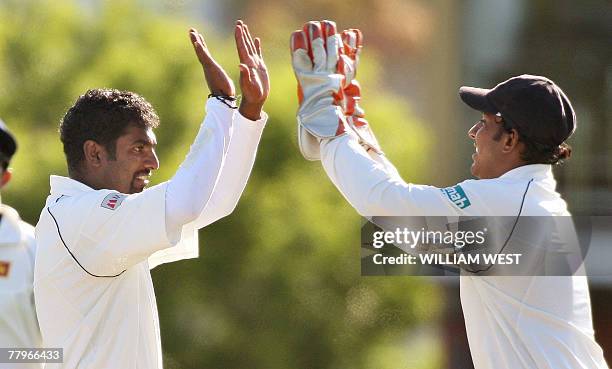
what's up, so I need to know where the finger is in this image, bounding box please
[290,30,311,72]
[254,37,263,59]
[304,21,325,72]
[345,29,363,69]
[197,31,208,49]
[243,23,257,56]
[351,28,363,49]
[237,20,256,57]
[321,20,340,72]
[351,29,363,64]
[189,29,201,49]
[190,28,208,51]
[321,20,336,47]
[241,26,254,58]
[341,30,356,56]
[189,28,211,64]
[290,30,307,53]
[235,24,251,64]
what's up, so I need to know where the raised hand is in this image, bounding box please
[189,28,235,97]
[235,20,269,120]
[289,21,381,160]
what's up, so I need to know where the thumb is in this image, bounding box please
[239,64,253,86]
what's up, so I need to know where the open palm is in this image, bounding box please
[235,20,270,108]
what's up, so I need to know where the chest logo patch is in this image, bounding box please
[0,261,10,277]
[441,185,472,209]
[101,193,127,210]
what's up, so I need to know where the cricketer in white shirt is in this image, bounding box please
[34,23,268,369]
[290,21,607,367]
[320,131,609,369]
[0,205,42,369]
[33,98,266,368]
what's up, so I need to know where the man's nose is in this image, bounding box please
[468,121,480,140]
[146,150,160,170]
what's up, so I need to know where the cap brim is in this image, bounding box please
[459,86,498,113]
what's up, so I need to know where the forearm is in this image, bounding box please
[165,98,234,236]
[320,132,438,216]
[192,110,267,228]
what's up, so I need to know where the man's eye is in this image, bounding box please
[134,145,144,152]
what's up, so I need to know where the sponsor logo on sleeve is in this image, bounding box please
[0,261,10,277]
[101,193,127,210]
[441,185,472,209]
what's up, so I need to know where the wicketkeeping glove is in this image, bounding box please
[291,21,348,160]
[339,28,382,154]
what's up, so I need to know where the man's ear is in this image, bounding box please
[502,129,521,153]
[0,169,12,188]
[83,140,106,168]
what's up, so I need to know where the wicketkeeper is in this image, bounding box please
[290,20,608,369]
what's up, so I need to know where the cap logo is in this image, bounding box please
[0,261,10,277]
[101,193,127,210]
[441,185,472,209]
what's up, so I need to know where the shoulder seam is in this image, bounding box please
[46,207,126,278]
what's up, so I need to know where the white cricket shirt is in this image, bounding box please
[34,101,266,369]
[0,205,42,369]
[321,132,609,369]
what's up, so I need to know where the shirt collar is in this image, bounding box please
[498,164,553,180]
[0,205,23,245]
[50,175,95,196]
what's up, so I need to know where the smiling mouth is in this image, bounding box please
[134,172,151,186]
[135,175,149,183]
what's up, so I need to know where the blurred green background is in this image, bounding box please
[0,1,609,368]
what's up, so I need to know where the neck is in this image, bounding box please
[69,169,100,190]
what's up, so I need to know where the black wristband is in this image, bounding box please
[208,93,238,109]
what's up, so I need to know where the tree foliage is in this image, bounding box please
[0,1,441,368]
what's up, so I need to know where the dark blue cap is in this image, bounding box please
[459,74,576,146]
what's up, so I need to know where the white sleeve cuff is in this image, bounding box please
[235,109,268,130]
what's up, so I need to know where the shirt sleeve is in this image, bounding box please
[148,221,198,270]
[46,183,174,276]
[190,110,267,229]
[164,98,234,241]
[320,131,471,216]
[148,108,265,269]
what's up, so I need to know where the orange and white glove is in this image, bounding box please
[339,29,382,154]
[291,21,348,161]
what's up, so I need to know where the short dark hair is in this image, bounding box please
[60,89,159,173]
[518,138,571,165]
[494,118,571,165]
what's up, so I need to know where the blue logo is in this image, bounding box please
[441,185,471,209]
